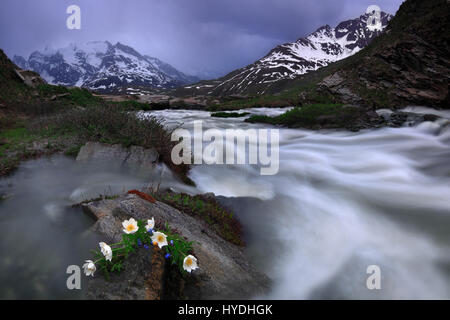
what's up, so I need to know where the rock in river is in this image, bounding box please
[82,193,270,300]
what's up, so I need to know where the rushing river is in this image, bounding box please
[148,107,450,299]
[0,107,449,299]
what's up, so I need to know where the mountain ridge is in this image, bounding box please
[13,41,199,94]
[174,10,392,97]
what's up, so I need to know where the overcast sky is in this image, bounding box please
[0,0,404,77]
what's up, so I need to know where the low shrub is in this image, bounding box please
[68,87,103,107]
[29,104,192,183]
[245,104,358,128]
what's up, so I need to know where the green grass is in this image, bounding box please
[0,121,72,175]
[0,125,35,155]
[0,127,32,158]
[29,104,165,147]
[210,111,250,118]
[0,124,37,175]
[68,87,103,107]
[153,191,244,246]
[0,126,29,140]
[37,84,69,96]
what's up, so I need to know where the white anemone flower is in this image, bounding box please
[122,218,138,234]
[99,242,113,261]
[145,217,155,231]
[183,255,198,273]
[83,260,96,276]
[151,231,168,249]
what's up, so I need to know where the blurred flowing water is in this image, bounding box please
[0,106,449,299]
[148,107,450,299]
[0,158,179,299]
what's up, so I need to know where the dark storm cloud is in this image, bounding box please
[0,0,404,77]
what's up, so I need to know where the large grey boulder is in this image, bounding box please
[76,142,159,169]
[82,193,270,300]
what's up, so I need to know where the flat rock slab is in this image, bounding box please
[83,194,270,300]
[76,142,159,170]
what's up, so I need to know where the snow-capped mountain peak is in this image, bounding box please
[13,41,198,94]
[257,11,393,82]
[183,11,392,96]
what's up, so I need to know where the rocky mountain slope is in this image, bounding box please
[203,0,448,110]
[175,10,392,96]
[0,49,42,110]
[13,41,199,94]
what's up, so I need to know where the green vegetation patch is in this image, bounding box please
[67,87,103,107]
[0,120,75,176]
[30,104,166,148]
[0,123,35,174]
[37,84,69,96]
[0,126,33,156]
[245,103,368,129]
